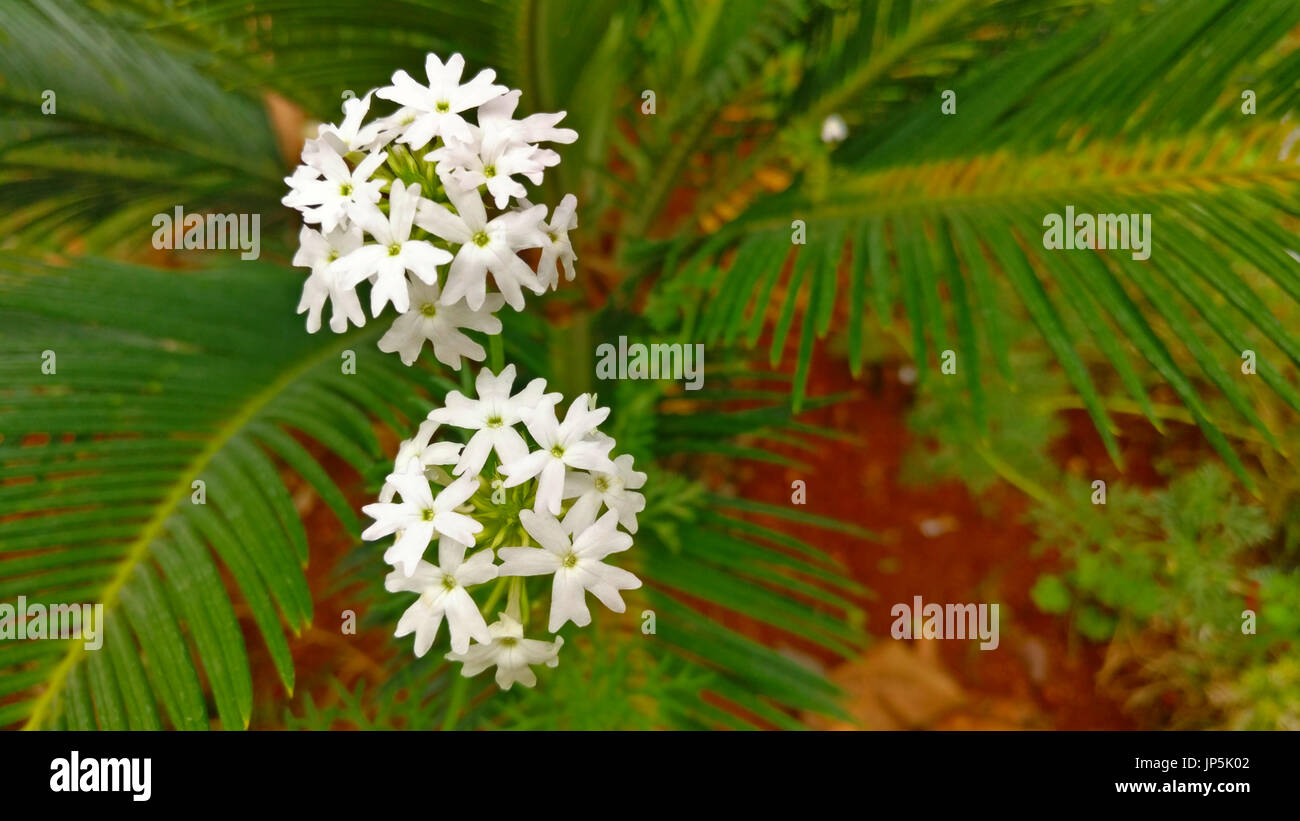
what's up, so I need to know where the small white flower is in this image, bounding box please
[820,113,848,144]
[534,194,578,291]
[319,91,389,154]
[445,613,563,689]
[476,89,577,150]
[429,131,555,210]
[283,162,321,202]
[379,278,505,369]
[415,180,545,311]
[385,538,498,655]
[292,225,366,333]
[562,453,647,535]
[362,473,483,576]
[497,510,640,632]
[338,180,453,316]
[362,105,421,150]
[282,142,387,233]
[378,419,464,503]
[376,53,507,149]
[500,393,617,515]
[429,364,560,477]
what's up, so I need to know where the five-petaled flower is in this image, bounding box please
[340,180,453,315]
[428,364,560,477]
[445,613,563,690]
[500,393,618,515]
[385,538,499,655]
[415,181,545,311]
[497,510,641,632]
[377,52,507,149]
[362,473,483,576]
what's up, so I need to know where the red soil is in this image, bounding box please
[727,350,1152,729]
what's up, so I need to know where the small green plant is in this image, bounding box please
[1027,466,1300,729]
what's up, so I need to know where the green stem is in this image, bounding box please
[481,576,509,617]
[973,441,1060,510]
[549,310,594,399]
[505,578,523,622]
[490,333,504,373]
[440,674,469,731]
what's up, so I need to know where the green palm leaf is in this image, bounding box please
[651,0,1300,481]
[0,0,283,254]
[0,255,439,728]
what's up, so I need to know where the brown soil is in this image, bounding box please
[727,350,1157,730]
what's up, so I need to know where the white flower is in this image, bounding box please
[415,181,545,311]
[292,225,366,333]
[820,113,848,144]
[428,364,560,477]
[500,393,617,515]
[361,106,420,150]
[338,180,453,316]
[476,89,578,150]
[534,194,578,291]
[562,453,647,535]
[385,539,498,655]
[319,91,388,154]
[425,89,575,209]
[379,278,505,369]
[282,142,387,233]
[429,131,555,210]
[376,53,507,149]
[362,473,483,576]
[378,419,463,503]
[497,510,640,632]
[445,613,562,689]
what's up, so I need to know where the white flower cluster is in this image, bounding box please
[362,366,646,690]
[282,53,579,370]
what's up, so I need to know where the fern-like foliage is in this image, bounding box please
[0,256,448,728]
[0,0,284,254]
[645,0,1300,481]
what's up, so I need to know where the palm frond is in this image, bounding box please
[651,0,1300,479]
[0,254,442,728]
[0,0,284,254]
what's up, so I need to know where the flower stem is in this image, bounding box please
[481,576,509,617]
[440,674,469,731]
[505,578,522,622]
[549,310,593,399]
[490,332,504,372]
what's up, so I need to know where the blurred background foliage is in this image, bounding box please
[3,0,1300,729]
